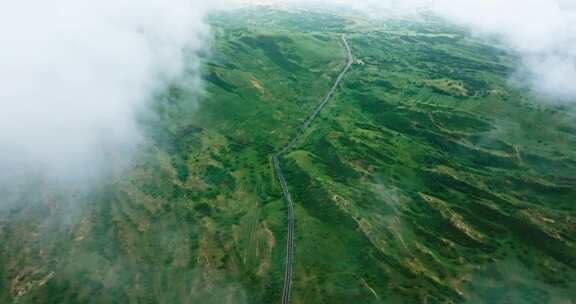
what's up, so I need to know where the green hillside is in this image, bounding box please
[1,7,575,304]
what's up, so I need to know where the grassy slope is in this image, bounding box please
[283,17,576,304]
[0,8,575,304]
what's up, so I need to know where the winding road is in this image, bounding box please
[273,35,353,304]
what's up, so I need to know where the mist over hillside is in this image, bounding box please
[0,0,220,183]
[0,1,575,303]
[1,0,574,183]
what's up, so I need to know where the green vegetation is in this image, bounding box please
[1,7,575,304]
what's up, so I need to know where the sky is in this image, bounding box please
[0,0,574,183]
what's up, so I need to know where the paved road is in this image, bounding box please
[274,35,353,304]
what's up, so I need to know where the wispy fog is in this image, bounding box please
[0,0,219,182]
[249,0,576,101]
[428,0,576,100]
[1,0,574,183]
[386,0,575,100]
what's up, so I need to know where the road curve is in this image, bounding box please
[274,35,353,304]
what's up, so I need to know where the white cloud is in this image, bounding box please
[390,0,576,99]
[0,0,221,181]
[429,0,576,99]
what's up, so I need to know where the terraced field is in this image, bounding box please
[0,7,575,304]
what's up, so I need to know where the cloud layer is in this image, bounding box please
[0,0,219,181]
[429,0,576,99]
[381,0,576,99]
